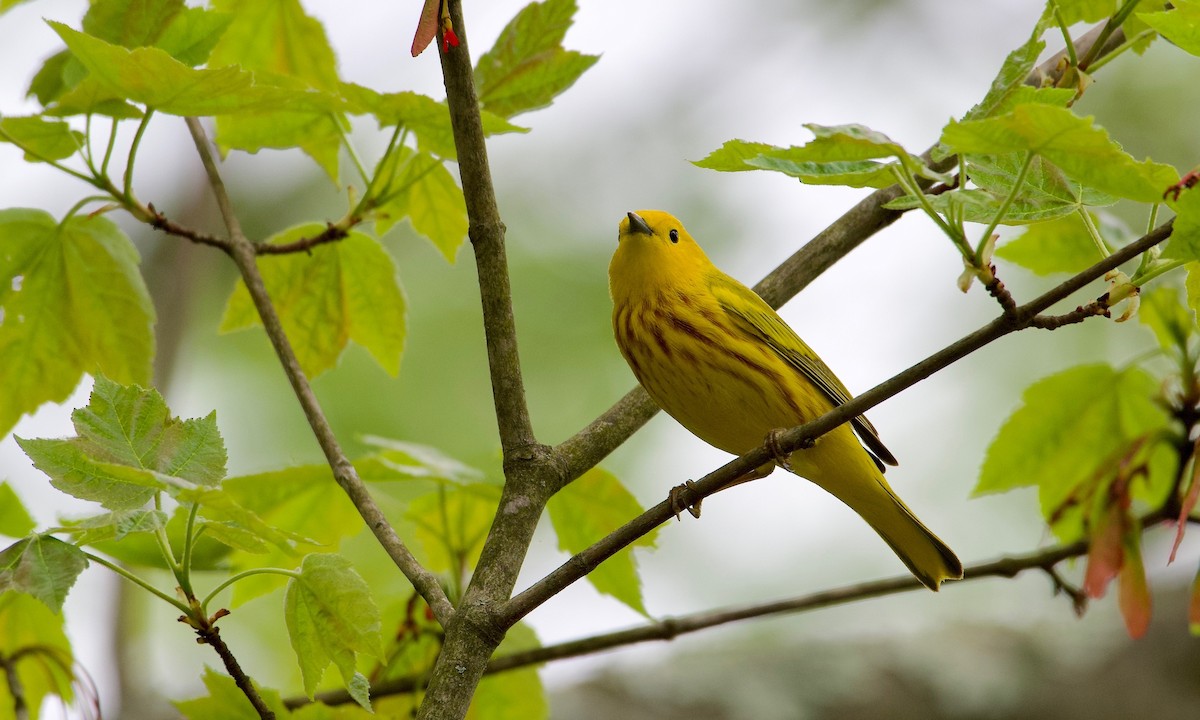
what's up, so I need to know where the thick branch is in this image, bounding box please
[505,219,1175,624]
[181,117,454,627]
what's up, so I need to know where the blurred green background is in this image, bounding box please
[2,0,1200,718]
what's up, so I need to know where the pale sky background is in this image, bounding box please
[3,1,1197,717]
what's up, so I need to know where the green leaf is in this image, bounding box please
[45,77,145,119]
[208,0,343,180]
[360,436,484,485]
[941,104,1179,202]
[1140,1,1200,57]
[27,50,83,106]
[88,505,231,570]
[220,226,407,377]
[472,623,548,720]
[0,210,155,438]
[17,437,165,510]
[546,468,656,616]
[174,666,289,720]
[58,509,167,546]
[0,116,84,162]
[474,0,598,119]
[83,0,183,48]
[963,153,1115,223]
[693,139,780,173]
[72,376,227,485]
[0,0,35,16]
[340,84,528,161]
[1055,0,1117,25]
[50,22,342,117]
[155,7,234,66]
[285,554,384,708]
[1138,285,1195,353]
[0,482,36,537]
[961,8,1053,121]
[0,534,88,612]
[1163,185,1200,262]
[976,364,1173,538]
[0,593,74,714]
[994,211,1104,275]
[374,146,469,262]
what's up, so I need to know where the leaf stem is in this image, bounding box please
[1076,206,1110,259]
[1049,1,1079,68]
[337,116,371,187]
[977,151,1035,260]
[101,116,120,177]
[200,568,301,614]
[83,551,191,614]
[123,110,154,200]
[890,163,971,259]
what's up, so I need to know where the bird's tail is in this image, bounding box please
[798,430,963,591]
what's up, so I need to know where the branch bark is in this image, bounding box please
[180,117,454,627]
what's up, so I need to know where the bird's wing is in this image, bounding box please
[710,275,898,467]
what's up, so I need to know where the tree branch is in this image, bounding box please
[192,623,275,720]
[504,219,1176,625]
[180,117,454,627]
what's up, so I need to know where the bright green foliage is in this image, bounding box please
[0,534,88,612]
[1140,1,1200,58]
[50,22,341,117]
[175,666,291,720]
[0,592,74,719]
[85,505,231,570]
[82,0,184,48]
[154,6,233,66]
[0,0,33,16]
[977,364,1175,540]
[547,467,657,616]
[1163,184,1200,262]
[58,508,168,546]
[960,7,1052,121]
[994,211,1105,274]
[18,377,226,509]
[0,482,36,537]
[1055,0,1117,25]
[0,116,83,161]
[474,0,599,119]
[941,104,1179,202]
[285,554,384,709]
[407,482,501,579]
[220,226,407,377]
[0,210,154,438]
[693,139,779,173]
[208,0,343,181]
[373,145,469,261]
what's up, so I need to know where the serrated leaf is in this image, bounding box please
[693,139,780,173]
[50,22,342,117]
[0,210,154,438]
[1056,0,1117,25]
[960,153,1116,224]
[976,364,1172,538]
[0,482,36,537]
[0,116,84,162]
[0,593,74,714]
[208,0,343,180]
[155,7,233,66]
[1140,1,1200,57]
[374,146,468,262]
[961,8,1052,121]
[45,77,145,118]
[88,505,231,570]
[285,554,384,707]
[174,666,289,720]
[546,468,656,616]
[220,226,406,377]
[0,534,88,612]
[58,509,167,546]
[17,437,165,510]
[941,104,1179,202]
[474,0,598,118]
[728,124,926,189]
[994,211,1104,275]
[27,50,82,106]
[83,0,183,48]
[175,483,308,556]
[1138,285,1194,353]
[1163,186,1200,262]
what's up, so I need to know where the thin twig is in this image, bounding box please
[505,219,1176,625]
[192,623,275,720]
[253,222,350,254]
[180,117,455,626]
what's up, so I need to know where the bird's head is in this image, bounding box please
[610,211,713,297]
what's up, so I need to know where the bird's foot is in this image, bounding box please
[765,428,810,472]
[669,480,702,520]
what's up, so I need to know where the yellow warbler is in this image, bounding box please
[609,210,962,590]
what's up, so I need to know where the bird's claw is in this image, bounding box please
[766,428,808,472]
[669,480,702,520]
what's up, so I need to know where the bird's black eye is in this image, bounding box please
[669,229,679,243]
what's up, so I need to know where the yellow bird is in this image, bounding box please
[609,210,962,590]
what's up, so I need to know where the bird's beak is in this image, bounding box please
[626,211,653,236]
